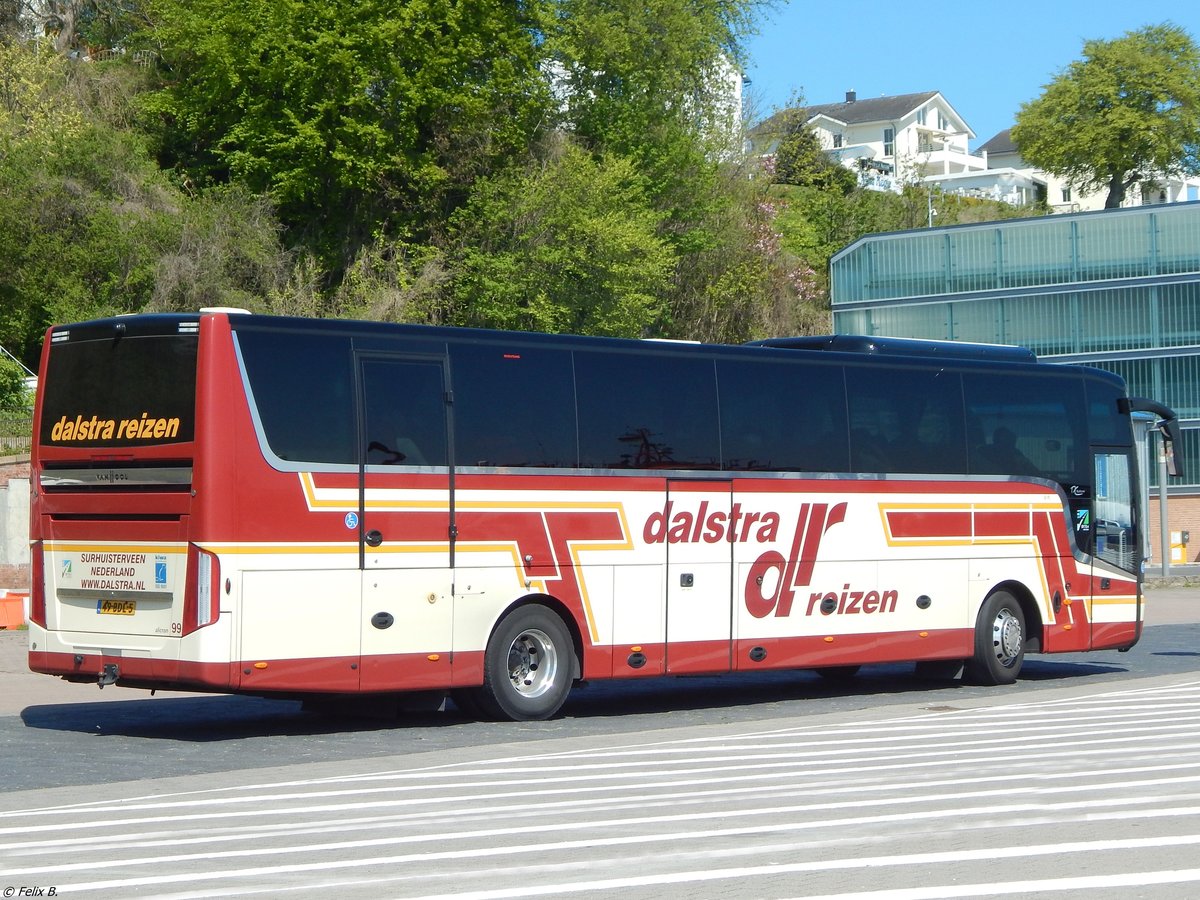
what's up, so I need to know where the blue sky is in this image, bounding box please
[741,5,1200,150]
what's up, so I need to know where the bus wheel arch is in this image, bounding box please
[474,598,579,721]
[966,586,1032,685]
[993,579,1043,652]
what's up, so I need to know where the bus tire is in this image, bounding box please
[966,590,1025,685]
[477,605,574,721]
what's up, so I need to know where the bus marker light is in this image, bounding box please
[253,662,268,670]
[631,645,643,652]
[919,631,929,638]
[427,654,441,662]
[823,636,834,643]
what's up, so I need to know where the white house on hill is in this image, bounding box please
[751,89,1200,212]
[749,91,1040,205]
[977,128,1200,213]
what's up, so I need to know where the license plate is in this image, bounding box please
[97,599,136,615]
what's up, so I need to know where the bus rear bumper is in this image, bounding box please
[27,626,234,692]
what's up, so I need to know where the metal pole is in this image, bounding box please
[1160,432,1170,577]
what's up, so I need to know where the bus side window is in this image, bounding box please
[451,345,577,468]
[361,359,448,467]
[964,372,1087,482]
[717,359,849,472]
[575,350,720,470]
[845,365,966,476]
[235,328,356,465]
[975,427,1040,476]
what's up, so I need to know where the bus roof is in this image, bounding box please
[54,311,1113,383]
[747,335,1038,364]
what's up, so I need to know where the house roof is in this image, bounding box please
[977,128,1017,155]
[805,91,940,126]
[751,91,941,135]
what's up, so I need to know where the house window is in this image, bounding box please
[883,127,895,157]
[1189,185,1199,202]
[917,107,927,126]
[1061,187,1072,203]
[938,112,949,131]
[832,133,843,148]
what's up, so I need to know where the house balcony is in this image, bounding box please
[913,145,989,177]
[923,168,1044,206]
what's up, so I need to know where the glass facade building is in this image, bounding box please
[831,202,1200,492]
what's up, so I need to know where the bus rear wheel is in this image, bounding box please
[476,605,575,721]
[966,590,1026,685]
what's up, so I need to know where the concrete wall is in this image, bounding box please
[0,456,30,589]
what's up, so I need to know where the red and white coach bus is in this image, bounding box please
[27,311,1181,720]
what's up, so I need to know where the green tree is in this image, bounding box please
[147,184,291,314]
[447,139,674,337]
[665,160,830,343]
[1,2,21,39]
[545,0,780,341]
[1013,23,1200,208]
[0,354,29,408]
[21,1,147,51]
[141,0,553,276]
[548,0,759,225]
[1,40,88,363]
[133,0,783,340]
[0,41,291,362]
[772,117,857,194]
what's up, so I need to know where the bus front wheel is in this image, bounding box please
[966,590,1026,685]
[477,605,575,721]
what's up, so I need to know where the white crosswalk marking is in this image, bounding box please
[3,677,1200,899]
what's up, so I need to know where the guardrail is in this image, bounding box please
[0,408,32,455]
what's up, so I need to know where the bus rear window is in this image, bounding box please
[40,333,198,448]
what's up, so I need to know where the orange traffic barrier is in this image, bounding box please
[0,593,27,630]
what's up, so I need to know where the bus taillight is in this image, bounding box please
[30,541,46,627]
[183,545,220,635]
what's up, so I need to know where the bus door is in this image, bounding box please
[665,480,734,674]
[1088,448,1139,641]
[357,354,455,691]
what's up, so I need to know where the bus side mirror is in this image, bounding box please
[1159,417,1182,478]
[1126,397,1184,480]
